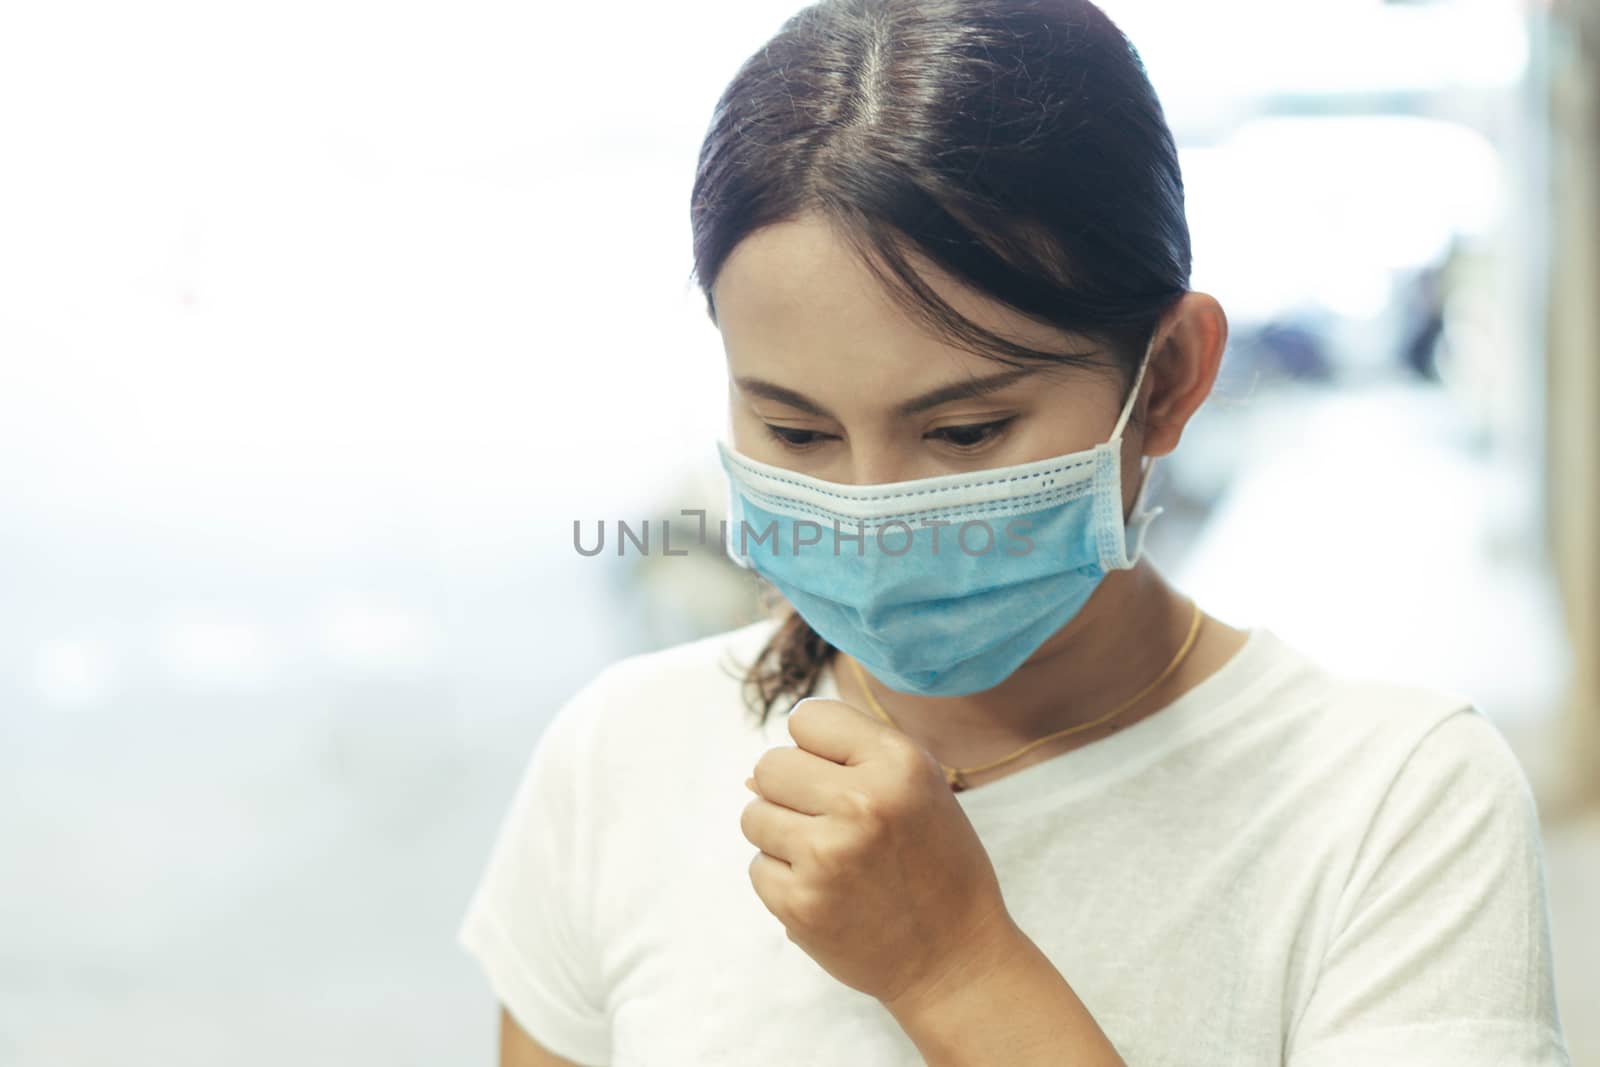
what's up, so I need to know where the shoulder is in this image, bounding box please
[533,615,786,768]
[591,614,782,698]
[1269,663,1566,1062]
[1221,631,1542,838]
[1351,699,1542,847]
[1246,630,1543,868]
[1250,630,1490,774]
[571,614,781,721]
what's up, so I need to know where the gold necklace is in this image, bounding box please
[843,598,1205,792]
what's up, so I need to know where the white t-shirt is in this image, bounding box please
[456,618,1571,1066]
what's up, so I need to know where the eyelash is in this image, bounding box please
[762,418,1016,452]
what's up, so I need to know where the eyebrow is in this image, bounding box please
[734,366,1040,419]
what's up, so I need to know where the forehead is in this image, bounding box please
[710,214,1073,377]
[712,214,895,334]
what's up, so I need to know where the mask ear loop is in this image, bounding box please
[1112,332,1165,565]
[1110,331,1157,442]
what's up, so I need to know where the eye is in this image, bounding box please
[926,418,1014,450]
[763,424,837,450]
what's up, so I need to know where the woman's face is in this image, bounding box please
[713,213,1140,487]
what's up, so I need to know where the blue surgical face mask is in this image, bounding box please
[716,337,1163,697]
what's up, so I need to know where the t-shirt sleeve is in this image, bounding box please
[1285,706,1571,1066]
[457,677,613,1066]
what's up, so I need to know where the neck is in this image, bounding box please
[843,560,1200,760]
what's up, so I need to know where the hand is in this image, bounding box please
[740,696,1017,1007]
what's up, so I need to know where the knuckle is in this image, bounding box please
[787,699,819,731]
[739,799,761,839]
[837,784,887,828]
[893,735,938,775]
[799,828,847,876]
[783,884,827,929]
[895,742,944,791]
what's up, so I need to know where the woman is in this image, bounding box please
[458,1,1570,1064]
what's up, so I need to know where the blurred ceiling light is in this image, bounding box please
[156,619,277,688]
[33,638,114,708]
[1100,0,1528,99]
[316,594,443,675]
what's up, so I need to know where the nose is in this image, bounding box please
[843,447,918,487]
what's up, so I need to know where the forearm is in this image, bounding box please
[881,919,1126,1067]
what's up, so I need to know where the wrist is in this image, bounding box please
[879,917,1128,1067]
[880,908,1028,1024]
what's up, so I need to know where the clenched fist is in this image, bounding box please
[740,696,1018,1009]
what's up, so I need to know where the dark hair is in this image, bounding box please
[690,0,1192,725]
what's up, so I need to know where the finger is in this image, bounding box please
[787,697,891,767]
[747,849,800,923]
[739,795,811,862]
[753,742,857,816]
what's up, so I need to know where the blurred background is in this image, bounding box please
[0,0,1596,1063]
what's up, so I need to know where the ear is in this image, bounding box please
[1140,292,1229,458]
